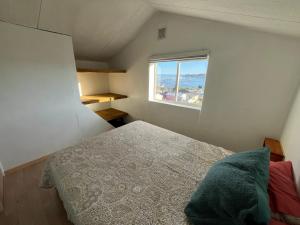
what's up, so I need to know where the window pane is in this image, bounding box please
[155,61,177,102]
[177,60,208,106]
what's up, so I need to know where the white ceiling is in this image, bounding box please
[39,0,155,60]
[0,0,41,28]
[147,0,300,38]
[0,0,155,60]
[1,0,300,60]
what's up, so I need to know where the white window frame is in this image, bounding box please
[148,50,209,110]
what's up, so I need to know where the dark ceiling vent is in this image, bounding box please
[158,27,166,40]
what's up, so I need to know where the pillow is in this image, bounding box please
[185,148,270,225]
[269,161,300,222]
[271,212,300,225]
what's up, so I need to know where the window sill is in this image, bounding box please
[149,99,202,111]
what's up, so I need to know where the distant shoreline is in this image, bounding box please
[157,73,206,89]
[158,73,206,76]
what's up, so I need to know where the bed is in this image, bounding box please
[41,121,232,225]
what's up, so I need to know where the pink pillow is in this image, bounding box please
[269,219,287,225]
[269,161,300,217]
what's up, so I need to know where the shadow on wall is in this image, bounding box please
[281,85,300,193]
[0,21,112,171]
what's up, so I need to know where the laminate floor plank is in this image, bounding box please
[0,161,73,225]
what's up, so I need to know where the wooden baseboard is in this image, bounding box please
[5,155,49,175]
[0,171,3,213]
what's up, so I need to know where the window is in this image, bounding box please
[149,52,209,110]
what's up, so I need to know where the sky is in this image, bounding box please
[157,59,209,75]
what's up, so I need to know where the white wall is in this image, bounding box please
[110,12,300,151]
[0,21,112,170]
[77,72,109,96]
[77,72,111,112]
[75,60,109,70]
[281,85,300,191]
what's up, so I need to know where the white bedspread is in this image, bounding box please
[41,121,231,225]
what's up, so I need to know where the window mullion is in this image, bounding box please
[153,63,157,100]
[175,62,181,102]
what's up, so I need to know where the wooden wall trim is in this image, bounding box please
[0,171,3,213]
[5,155,49,175]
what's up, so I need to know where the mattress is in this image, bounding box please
[41,121,232,225]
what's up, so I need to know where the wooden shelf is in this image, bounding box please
[80,93,127,104]
[96,108,128,121]
[77,68,126,73]
[81,99,99,105]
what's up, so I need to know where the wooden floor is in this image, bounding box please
[0,161,73,225]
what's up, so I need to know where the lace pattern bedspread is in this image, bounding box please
[41,121,232,225]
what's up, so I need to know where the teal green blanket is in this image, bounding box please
[185,148,270,225]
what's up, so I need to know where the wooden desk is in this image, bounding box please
[263,138,284,162]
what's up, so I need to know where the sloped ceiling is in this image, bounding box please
[147,0,300,38]
[1,0,300,61]
[0,0,155,61]
[0,0,41,28]
[39,0,155,60]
